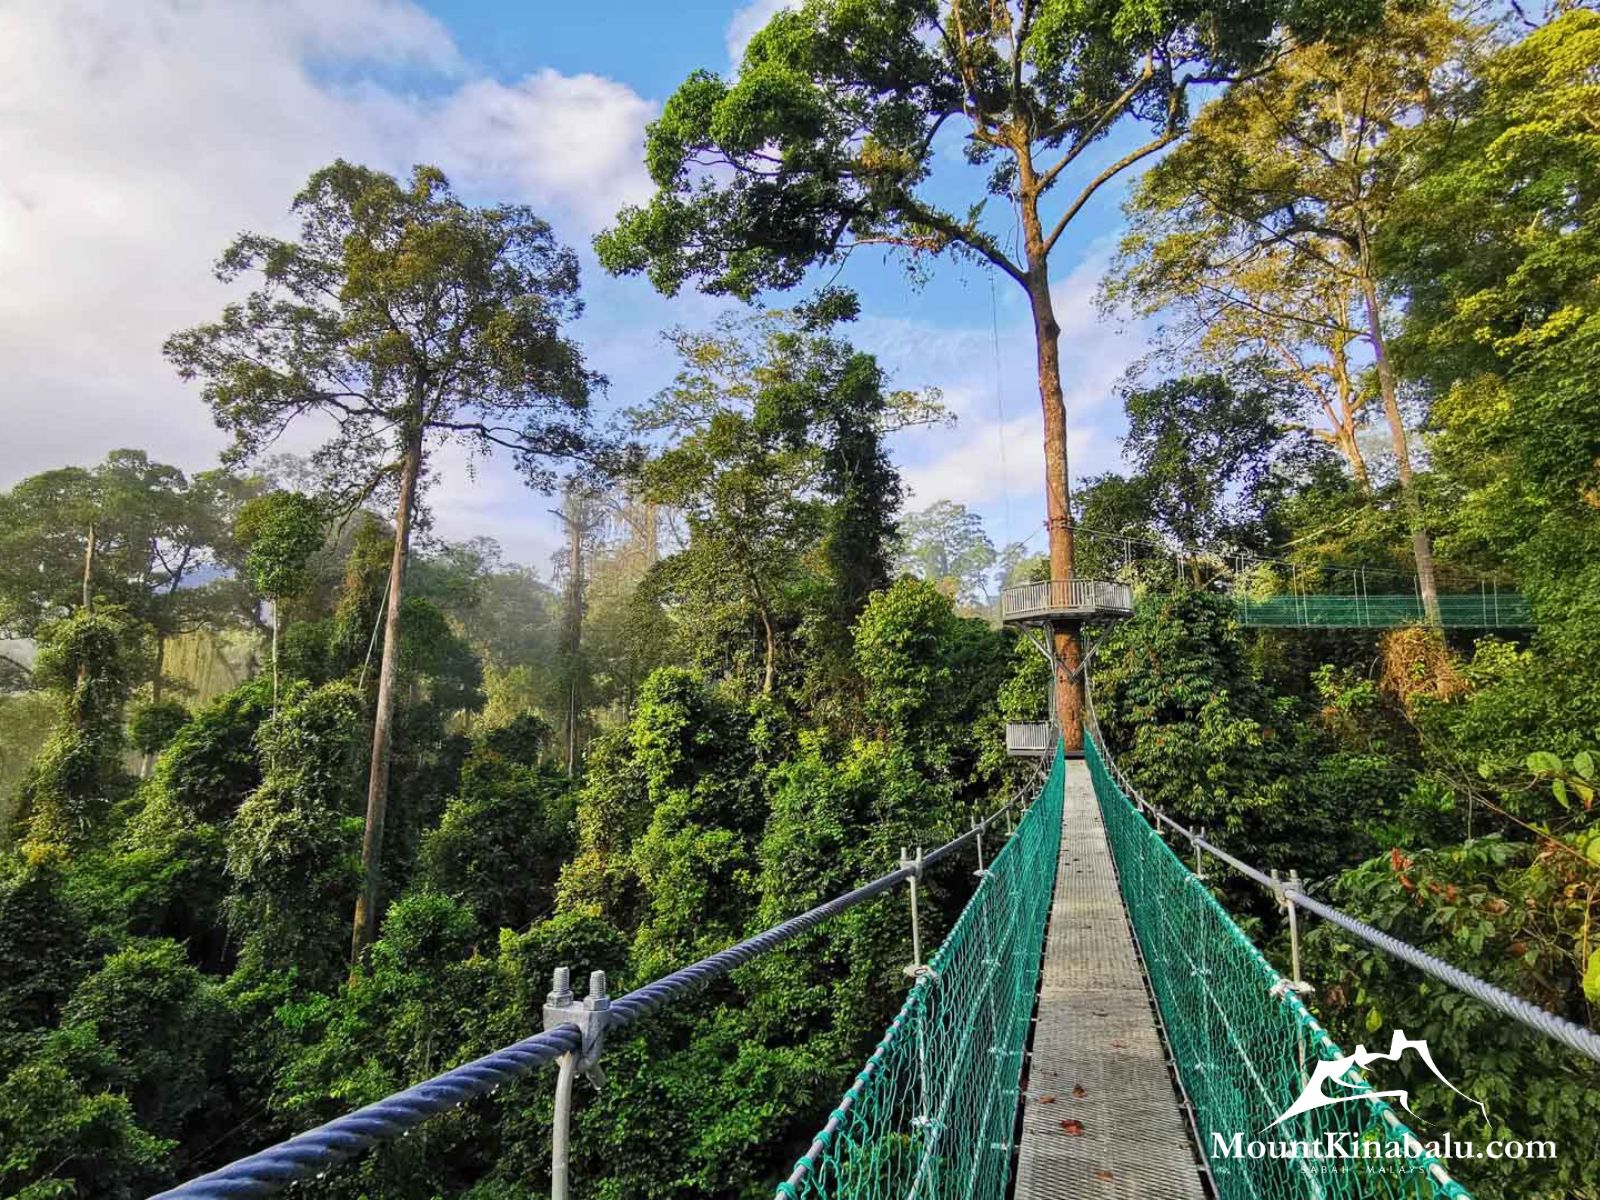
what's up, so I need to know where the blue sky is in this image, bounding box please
[0,0,1151,573]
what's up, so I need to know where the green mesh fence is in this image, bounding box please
[1085,734,1473,1200]
[778,748,1066,1200]
[1236,593,1531,629]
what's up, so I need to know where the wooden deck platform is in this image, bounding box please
[1014,760,1209,1200]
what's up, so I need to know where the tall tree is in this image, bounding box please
[550,482,609,772]
[1385,9,1600,655]
[1118,369,1288,557]
[597,0,1386,743]
[631,312,931,699]
[1108,4,1476,622]
[1107,249,1375,491]
[896,500,997,607]
[166,161,599,960]
[233,491,326,710]
[0,453,250,695]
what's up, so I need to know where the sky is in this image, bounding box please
[0,0,1153,575]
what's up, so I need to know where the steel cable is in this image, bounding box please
[152,784,1030,1197]
[1084,677,1600,1067]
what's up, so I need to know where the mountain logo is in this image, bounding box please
[1267,1029,1487,1130]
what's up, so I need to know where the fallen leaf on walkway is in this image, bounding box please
[1072,1084,1087,1098]
[1094,1170,1114,1182]
[1060,1119,1085,1136]
[1036,1095,1056,1104]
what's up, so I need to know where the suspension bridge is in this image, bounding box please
[152,579,1588,1200]
[1038,526,1535,630]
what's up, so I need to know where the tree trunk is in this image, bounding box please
[1356,264,1439,625]
[1328,345,1372,494]
[141,635,168,778]
[270,604,279,712]
[351,428,423,963]
[81,522,97,612]
[151,635,166,703]
[1340,425,1372,494]
[1021,242,1082,748]
[759,607,777,698]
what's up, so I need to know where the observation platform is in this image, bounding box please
[1015,759,1206,1200]
[1006,722,1057,758]
[1001,579,1134,626]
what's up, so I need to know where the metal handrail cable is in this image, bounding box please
[152,786,1030,1198]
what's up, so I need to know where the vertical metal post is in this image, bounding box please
[1285,871,1306,990]
[547,967,576,1200]
[974,821,986,876]
[545,967,610,1200]
[551,1052,576,1200]
[1282,870,1312,1087]
[902,847,925,976]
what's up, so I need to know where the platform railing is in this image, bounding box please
[1000,578,1134,621]
[1004,722,1056,756]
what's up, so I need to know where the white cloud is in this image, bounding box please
[725,0,799,68]
[423,71,657,230]
[0,0,657,541]
[0,0,1153,574]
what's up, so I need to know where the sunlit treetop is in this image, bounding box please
[597,0,1391,299]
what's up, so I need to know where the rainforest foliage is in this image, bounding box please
[1,5,1598,1199]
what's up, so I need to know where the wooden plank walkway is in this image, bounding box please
[1014,759,1209,1200]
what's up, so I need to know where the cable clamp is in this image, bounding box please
[899,847,923,880]
[544,967,611,1084]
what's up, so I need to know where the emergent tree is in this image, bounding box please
[597,0,1389,742]
[167,161,600,959]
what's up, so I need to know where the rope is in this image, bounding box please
[150,1026,584,1198]
[152,787,1031,1198]
[1083,681,1600,1067]
[1289,891,1600,1065]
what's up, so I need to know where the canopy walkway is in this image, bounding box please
[998,580,1532,631]
[1236,592,1532,629]
[1030,525,1537,631]
[158,719,1600,1200]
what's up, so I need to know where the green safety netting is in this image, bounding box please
[778,747,1066,1200]
[1085,733,1472,1200]
[1236,593,1530,629]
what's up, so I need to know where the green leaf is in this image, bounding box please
[1553,778,1570,809]
[1584,948,1600,1006]
[1526,750,1563,775]
[1365,1006,1383,1033]
[1574,751,1595,782]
